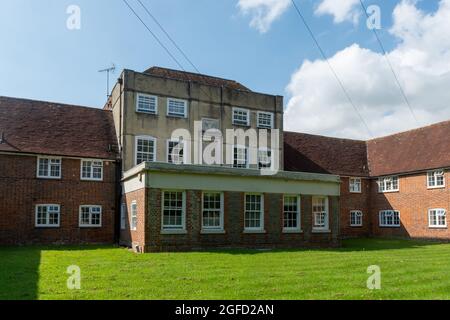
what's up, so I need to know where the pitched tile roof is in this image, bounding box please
[284,131,369,177]
[144,66,251,91]
[0,96,118,160]
[367,120,450,177]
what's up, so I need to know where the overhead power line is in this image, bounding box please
[290,0,373,138]
[359,0,419,125]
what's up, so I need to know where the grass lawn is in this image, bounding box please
[1,238,450,300]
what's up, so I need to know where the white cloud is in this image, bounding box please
[285,0,450,139]
[315,0,361,24]
[237,0,291,33]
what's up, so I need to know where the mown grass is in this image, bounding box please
[1,238,450,300]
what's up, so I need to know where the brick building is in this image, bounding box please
[0,66,449,250]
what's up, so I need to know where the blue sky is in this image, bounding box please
[0,0,447,138]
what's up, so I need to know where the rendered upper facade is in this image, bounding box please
[0,66,449,251]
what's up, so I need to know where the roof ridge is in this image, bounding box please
[284,130,366,143]
[146,66,241,83]
[0,96,107,112]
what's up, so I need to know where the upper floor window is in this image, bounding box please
[312,196,329,231]
[167,139,185,164]
[79,205,102,227]
[136,93,157,114]
[429,209,447,228]
[283,195,301,232]
[37,157,61,179]
[35,204,60,228]
[232,107,250,126]
[350,210,363,227]
[162,191,186,231]
[379,210,400,227]
[349,177,362,193]
[258,148,272,169]
[427,170,445,189]
[202,118,220,139]
[233,145,248,169]
[135,136,156,165]
[378,176,399,193]
[257,112,274,129]
[167,98,188,118]
[81,160,103,181]
[202,192,224,231]
[244,194,264,232]
[130,201,138,231]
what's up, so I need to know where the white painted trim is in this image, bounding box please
[282,194,302,233]
[135,135,157,166]
[36,156,62,180]
[244,193,264,232]
[166,139,187,164]
[350,210,363,227]
[312,196,329,231]
[136,93,158,115]
[130,200,138,231]
[79,205,103,228]
[256,111,274,129]
[378,176,400,193]
[201,191,224,232]
[35,204,61,228]
[349,177,362,193]
[166,97,188,118]
[80,159,103,181]
[232,144,250,169]
[427,170,446,189]
[428,208,447,228]
[120,203,127,230]
[232,107,250,126]
[161,190,186,232]
[379,210,401,227]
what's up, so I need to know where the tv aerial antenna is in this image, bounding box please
[98,64,116,98]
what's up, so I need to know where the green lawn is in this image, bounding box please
[1,238,450,300]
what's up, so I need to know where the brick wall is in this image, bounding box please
[370,172,450,239]
[120,187,146,251]
[141,188,340,252]
[339,177,371,238]
[0,154,116,244]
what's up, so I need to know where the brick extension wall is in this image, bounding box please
[0,154,116,244]
[124,188,340,252]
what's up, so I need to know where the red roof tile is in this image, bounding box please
[144,66,251,91]
[0,96,118,160]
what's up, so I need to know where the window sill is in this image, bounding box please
[35,226,60,229]
[232,123,251,127]
[167,114,187,119]
[378,190,399,194]
[312,229,331,234]
[379,225,400,228]
[36,176,61,180]
[282,229,303,234]
[161,229,187,235]
[136,110,158,116]
[79,225,102,228]
[350,225,363,228]
[243,229,266,234]
[349,191,362,194]
[201,230,226,235]
[429,226,447,229]
[427,186,445,190]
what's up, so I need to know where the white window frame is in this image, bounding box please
[312,196,329,231]
[130,201,138,231]
[244,193,264,232]
[201,192,224,232]
[232,107,250,126]
[283,195,301,233]
[36,156,62,179]
[257,111,274,129]
[349,177,362,193]
[379,210,401,227]
[166,139,186,164]
[428,209,447,228]
[161,190,186,232]
[232,145,249,169]
[35,204,60,228]
[120,203,127,230]
[79,205,102,228]
[350,210,363,227]
[80,159,103,181]
[427,170,445,189]
[257,147,272,170]
[167,98,188,118]
[135,135,157,165]
[136,93,158,114]
[378,176,399,193]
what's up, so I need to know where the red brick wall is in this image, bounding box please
[340,177,371,238]
[370,172,450,239]
[0,154,116,244]
[120,188,146,251]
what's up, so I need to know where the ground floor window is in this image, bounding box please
[202,192,224,230]
[379,210,400,227]
[130,201,138,231]
[35,205,60,227]
[429,209,447,228]
[350,210,363,227]
[162,191,186,230]
[312,196,329,231]
[244,194,264,231]
[79,206,102,227]
[120,203,127,230]
[283,195,300,231]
